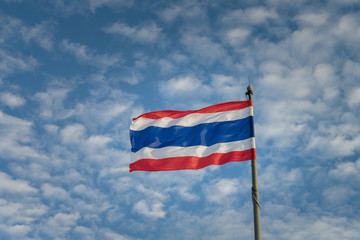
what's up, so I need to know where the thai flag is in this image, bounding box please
[129,101,256,172]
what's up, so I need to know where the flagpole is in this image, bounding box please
[246,83,262,240]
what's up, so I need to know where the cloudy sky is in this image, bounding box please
[1,0,360,239]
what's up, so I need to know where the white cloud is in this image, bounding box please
[0,14,21,43]
[0,92,25,108]
[0,111,45,160]
[259,60,289,75]
[74,225,94,238]
[0,224,31,239]
[104,22,162,44]
[44,124,59,134]
[102,229,134,240]
[60,123,86,144]
[0,49,38,76]
[159,207,254,240]
[158,2,207,23]
[0,197,48,239]
[322,186,356,205]
[135,185,167,201]
[88,0,133,12]
[41,212,80,238]
[10,163,51,180]
[0,199,48,225]
[43,0,133,16]
[129,171,205,207]
[296,12,329,27]
[78,100,130,126]
[72,184,105,201]
[343,60,360,80]
[41,183,70,201]
[260,166,302,193]
[61,39,121,68]
[329,159,360,181]
[245,6,279,24]
[133,199,166,219]
[177,186,199,201]
[307,128,360,158]
[180,33,227,64]
[262,204,360,239]
[158,58,176,74]
[0,172,37,194]
[0,14,54,50]
[205,178,240,203]
[159,5,183,22]
[20,21,54,50]
[224,28,251,46]
[347,87,360,108]
[333,14,360,41]
[221,7,278,26]
[34,87,75,120]
[255,100,318,149]
[159,76,212,100]
[74,88,135,131]
[58,122,118,164]
[86,135,112,149]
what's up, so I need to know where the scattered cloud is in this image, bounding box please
[0,1,360,239]
[104,22,162,44]
[220,6,279,26]
[133,199,166,219]
[0,111,45,160]
[20,21,55,50]
[296,12,329,27]
[88,0,133,12]
[329,158,360,182]
[158,1,207,23]
[41,212,80,238]
[180,33,227,64]
[159,76,210,98]
[61,39,121,69]
[33,87,75,120]
[347,87,360,108]
[205,178,240,203]
[60,123,86,144]
[0,50,38,76]
[41,183,70,201]
[224,27,251,46]
[0,14,54,50]
[43,0,133,16]
[0,172,37,194]
[322,186,356,205]
[0,92,25,108]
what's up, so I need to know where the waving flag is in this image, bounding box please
[129,100,256,172]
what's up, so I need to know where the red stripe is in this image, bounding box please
[129,149,256,172]
[133,100,252,121]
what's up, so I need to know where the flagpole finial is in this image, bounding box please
[246,76,253,100]
[247,83,253,93]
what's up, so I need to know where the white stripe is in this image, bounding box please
[131,107,253,131]
[131,138,255,162]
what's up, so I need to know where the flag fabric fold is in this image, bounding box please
[129,100,256,172]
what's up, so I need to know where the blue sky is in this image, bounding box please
[1,0,360,239]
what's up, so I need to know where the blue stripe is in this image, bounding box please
[130,116,254,153]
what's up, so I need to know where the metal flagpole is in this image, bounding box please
[246,82,262,240]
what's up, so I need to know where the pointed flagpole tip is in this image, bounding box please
[247,76,253,90]
[246,76,253,100]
